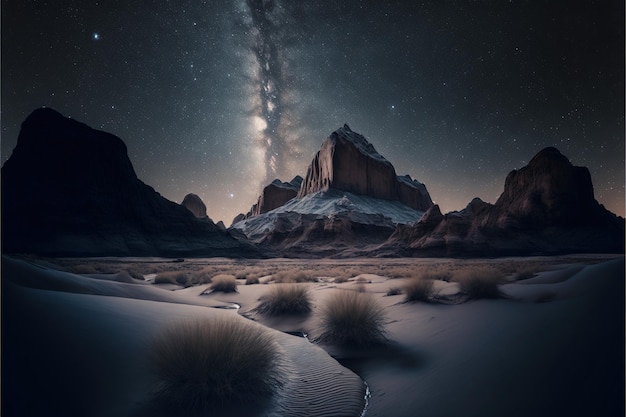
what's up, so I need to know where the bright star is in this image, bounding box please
[229,193,235,199]
[92,32,100,41]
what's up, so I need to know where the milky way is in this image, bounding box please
[2,1,624,224]
[243,0,303,185]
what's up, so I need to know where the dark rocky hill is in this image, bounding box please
[1,108,256,257]
[386,147,625,256]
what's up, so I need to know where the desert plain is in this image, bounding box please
[3,253,623,417]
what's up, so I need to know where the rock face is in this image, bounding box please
[250,176,302,217]
[232,189,426,256]
[181,193,208,219]
[298,125,433,211]
[491,147,597,227]
[386,147,624,256]
[231,126,433,256]
[1,108,256,257]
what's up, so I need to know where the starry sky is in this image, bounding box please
[2,1,624,224]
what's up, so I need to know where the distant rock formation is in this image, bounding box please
[1,108,256,257]
[181,193,208,219]
[232,213,246,225]
[386,147,625,256]
[297,125,433,211]
[490,147,599,227]
[250,176,303,217]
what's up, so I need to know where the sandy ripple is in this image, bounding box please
[271,333,366,417]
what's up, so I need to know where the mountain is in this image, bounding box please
[234,176,303,223]
[386,147,625,256]
[1,108,256,257]
[181,193,208,219]
[298,124,433,211]
[231,125,434,256]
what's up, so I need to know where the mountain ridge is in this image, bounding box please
[1,108,257,257]
[1,108,622,258]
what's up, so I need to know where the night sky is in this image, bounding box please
[2,1,624,224]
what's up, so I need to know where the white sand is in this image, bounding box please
[3,255,623,417]
[2,257,365,417]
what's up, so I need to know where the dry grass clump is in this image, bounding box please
[454,266,504,299]
[257,284,312,316]
[421,268,452,282]
[318,290,387,347]
[152,316,281,409]
[333,276,350,284]
[189,266,217,285]
[272,270,318,283]
[245,276,260,285]
[354,276,370,284]
[386,287,402,296]
[209,274,238,293]
[404,277,434,302]
[234,266,267,280]
[381,266,414,279]
[514,265,541,280]
[154,271,188,286]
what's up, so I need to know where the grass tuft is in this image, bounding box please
[386,287,402,296]
[190,266,216,285]
[454,266,504,299]
[318,290,387,347]
[209,274,238,293]
[154,271,188,286]
[245,276,260,285]
[272,270,318,283]
[404,277,434,302]
[257,284,312,316]
[152,316,281,409]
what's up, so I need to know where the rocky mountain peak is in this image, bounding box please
[181,193,208,219]
[297,125,433,211]
[495,147,595,225]
[1,108,255,256]
[242,175,304,220]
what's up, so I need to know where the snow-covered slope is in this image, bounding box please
[231,189,424,244]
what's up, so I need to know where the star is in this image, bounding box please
[92,32,100,41]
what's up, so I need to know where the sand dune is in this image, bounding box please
[2,256,366,417]
[3,255,623,416]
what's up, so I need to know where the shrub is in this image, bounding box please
[273,270,318,283]
[155,271,188,286]
[318,290,387,347]
[514,266,540,281]
[152,316,281,409]
[404,277,434,302]
[354,276,369,284]
[333,276,350,284]
[422,268,452,282]
[235,266,264,280]
[125,267,145,280]
[257,284,312,315]
[209,274,238,293]
[454,267,504,299]
[245,276,260,285]
[190,266,216,285]
[386,287,402,296]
